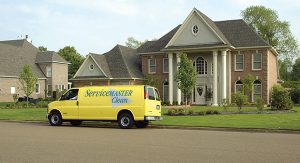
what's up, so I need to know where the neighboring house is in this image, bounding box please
[71,45,144,86]
[0,39,69,102]
[72,8,279,105]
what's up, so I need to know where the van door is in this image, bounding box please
[58,89,79,119]
[145,87,161,117]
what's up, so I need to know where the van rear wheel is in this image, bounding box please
[135,121,149,128]
[49,112,63,126]
[118,113,134,129]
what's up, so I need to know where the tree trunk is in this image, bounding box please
[185,96,187,109]
[26,97,29,108]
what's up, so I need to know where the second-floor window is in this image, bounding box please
[46,66,52,77]
[235,54,244,71]
[252,53,262,70]
[35,83,40,94]
[148,58,156,74]
[163,58,169,73]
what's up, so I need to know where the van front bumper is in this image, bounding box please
[144,116,162,121]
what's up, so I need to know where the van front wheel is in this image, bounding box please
[118,113,134,129]
[49,112,63,126]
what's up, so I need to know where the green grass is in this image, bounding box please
[0,106,300,130]
[0,108,46,121]
[153,106,300,130]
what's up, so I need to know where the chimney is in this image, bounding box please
[25,35,32,43]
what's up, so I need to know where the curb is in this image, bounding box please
[1,120,300,134]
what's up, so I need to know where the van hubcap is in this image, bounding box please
[51,115,59,124]
[121,117,130,126]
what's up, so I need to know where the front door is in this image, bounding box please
[194,84,206,105]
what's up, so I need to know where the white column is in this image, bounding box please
[222,50,227,100]
[168,53,173,105]
[212,50,218,106]
[176,53,182,105]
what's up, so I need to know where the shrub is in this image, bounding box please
[255,97,264,112]
[271,85,293,110]
[221,98,229,111]
[233,92,247,111]
[174,101,178,106]
[167,108,177,116]
[290,86,300,104]
[178,108,186,115]
[188,109,194,115]
[198,111,205,116]
[36,101,50,108]
[205,109,214,115]
[213,110,220,114]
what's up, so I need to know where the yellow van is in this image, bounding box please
[47,85,161,129]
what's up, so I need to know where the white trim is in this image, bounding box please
[73,54,107,78]
[252,53,262,71]
[46,66,52,77]
[161,45,230,52]
[10,87,16,94]
[252,80,262,102]
[36,61,70,64]
[234,53,244,71]
[148,58,156,74]
[163,58,169,73]
[89,64,94,71]
[191,25,199,36]
[35,83,40,94]
[165,8,226,48]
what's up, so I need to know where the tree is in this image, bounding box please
[291,58,300,81]
[243,74,255,102]
[143,75,159,89]
[58,46,85,79]
[233,92,247,111]
[278,59,292,81]
[175,53,196,108]
[241,6,299,60]
[271,85,293,110]
[38,46,47,52]
[125,37,145,49]
[19,65,38,107]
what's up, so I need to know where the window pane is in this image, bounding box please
[163,58,169,73]
[236,84,243,92]
[236,55,243,62]
[253,53,261,62]
[150,59,155,66]
[150,66,156,73]
[254,85,261,94]
[163,85,169,102]
[253,62,261,69]
[236,63,243,70]
[148,88,155,100]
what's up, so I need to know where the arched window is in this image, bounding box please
[235,80,243,93]
[194,57,207,75]
[163,81,169,102]
[253,80,262,101]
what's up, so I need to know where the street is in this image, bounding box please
[0,121,299,163]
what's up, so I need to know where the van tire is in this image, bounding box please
[49,112,63,126]
[135,121,149,128]
[70,121,82,126]
[118,113,134,129]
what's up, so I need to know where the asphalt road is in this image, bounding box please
[0,121,299,163]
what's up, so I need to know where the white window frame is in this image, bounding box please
[46,66,52,77]
[195,57,207,75]
[89,64,94,71]
[148,58,156,74]
[235,80,243,93]
[10,87,16,94]
[252,53,262,70]
[211,63,213,75]
[163,58,169,73]
[252,80,262,102]
[235,54,244,71]
[35,83,40,94]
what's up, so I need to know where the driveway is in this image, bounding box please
[0,121,299,163]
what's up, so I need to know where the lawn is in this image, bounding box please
[153,106,300,130]
[0,106,299,130]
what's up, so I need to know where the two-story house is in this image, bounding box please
[0,39,69,102]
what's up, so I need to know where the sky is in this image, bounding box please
[0,0,300,55]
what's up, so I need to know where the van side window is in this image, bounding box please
[147,88,155,100]
[61,89,79,100]
[154,89,160,101]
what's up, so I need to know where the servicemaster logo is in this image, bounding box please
[84,88,133,108]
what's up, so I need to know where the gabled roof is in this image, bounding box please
[36,51,70,64]
[73,45,143,79]
[137,8,271,54]
[0,39,46,78]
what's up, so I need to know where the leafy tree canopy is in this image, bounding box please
[19,64,38,107]
[58,46,85,79]
[38,46,47,52]
[241,6,299,60]
[125,37,146,49]
[291,58,300,81]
